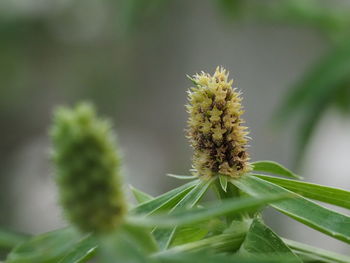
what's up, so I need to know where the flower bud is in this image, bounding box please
[51,103,126,233]
[187,67,251,178]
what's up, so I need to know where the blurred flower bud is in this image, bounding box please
[51,103,126,233]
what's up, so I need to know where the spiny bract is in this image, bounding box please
[187,67,251,178]
[51,103,126,234]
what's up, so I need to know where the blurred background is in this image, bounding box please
[1,0,350,255]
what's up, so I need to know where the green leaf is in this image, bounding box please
[129,185,154,204]
[219,175,228,192]
[131,180,199,215]
[169,225,208,247]
[251,161,301,179]
[156,251,300,263]
[169,179,213,211]
[334,83,350,114]
[166,174,197,180]
[274,40,350,163]
[6,228,82,263]
[171,218,226,247]
[98,229,151,263]
[275,40,350,123]
[153,179,213,250]
[155,231,245,257]
[295,98,329,166]
[58,235,97,263]
[123,224,158,253]
[284,238,350,263]
[239,219,301,262]
[127,194,290,228]
[98,222,157,263]
[233,175,350,244]
[152,228,176,251]
[0,229,30,251]
[255,174,350,210]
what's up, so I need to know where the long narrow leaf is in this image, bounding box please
[155,231,245,256]
[0,228,30,250]
[127,194,289,227]
[6,228,81,263]
[284,238,350,263]
[275,40,350,123]
[251,161,301,179]
[129,185,154,204]
[131,180,199,215]
[58,235,97,263]
[294,96,330,165]
[157,251,300,263]
[98,230,150,263]
[255,174,350,209]
[154,179,212,250]
[219,175,228,192]
[166,174,197,180]
[233,176,350,244]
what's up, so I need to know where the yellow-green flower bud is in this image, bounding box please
[187,67,251,178]
[51,103,126,233]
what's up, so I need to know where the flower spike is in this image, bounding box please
[187,67,251,178]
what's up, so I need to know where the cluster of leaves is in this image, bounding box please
[1,158,350,262]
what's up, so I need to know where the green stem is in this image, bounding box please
[214,177,240,199]
[213,177,247,223]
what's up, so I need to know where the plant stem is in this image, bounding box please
[213,177,247,223]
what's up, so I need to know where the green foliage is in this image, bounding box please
[3,94,350,262]
[284,239,350,263]
[233,176,350,243]
[275,39,350,163]
[130,185,154,204]
[131,180,199,216]
[127,194,288,228]
[238,219,301,262]
[2,0,350,261]
[255,174,350,209]
[5,228,94,263]
[51,103,126,234]
[0,229,30,252]
[251,160,301,179]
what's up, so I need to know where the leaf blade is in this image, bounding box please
[255,174,350,210]
[127,194,290,227]
[275,40,350,123]
[284,238,350,263]
[233,175,350,244]
[0,228,30,251]
[219,175,228,192]
[131,179,199,215]
[58,235,97,263]
[6,228,81,263]
[129,185,153,204]
[154,179,213,250]
[251,161,301,179]
[166,174,197,180]
[239,219,301,262]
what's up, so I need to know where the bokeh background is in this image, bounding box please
[1,0,350,255]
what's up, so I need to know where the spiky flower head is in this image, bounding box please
[187,67,251,178]
[51,103,126,234]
